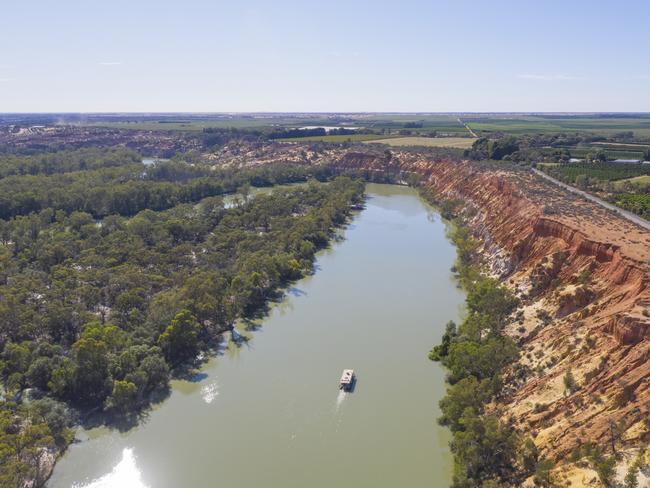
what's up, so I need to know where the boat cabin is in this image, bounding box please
[339,369,355,391]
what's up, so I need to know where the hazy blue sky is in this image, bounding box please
[1,0,649,112]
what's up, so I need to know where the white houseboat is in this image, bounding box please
[339,369,355,391]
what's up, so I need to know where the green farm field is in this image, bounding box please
[463,115,650,138]
[355,114,469,135]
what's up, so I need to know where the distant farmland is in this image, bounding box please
[365,136,476,148]
[541,146,647,160]
[463,115,650,138]
[76,113,650,141]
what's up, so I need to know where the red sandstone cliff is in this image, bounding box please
[334,151,650,483]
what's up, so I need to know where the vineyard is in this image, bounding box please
[615,193,650,219]
[548,162,650,182]
[541,162,650,220]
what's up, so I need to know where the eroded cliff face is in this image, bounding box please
[333,151,650,483]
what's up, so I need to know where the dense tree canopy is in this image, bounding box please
[0,147,141,178]
[1,176,363,407]
[0,147,364,480]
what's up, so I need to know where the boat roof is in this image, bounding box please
[340,369,354,384]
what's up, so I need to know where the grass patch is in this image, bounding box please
[614,175,650,190]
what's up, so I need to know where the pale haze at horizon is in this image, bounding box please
[1,0,649,112]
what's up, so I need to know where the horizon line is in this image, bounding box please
[3,111,650,116]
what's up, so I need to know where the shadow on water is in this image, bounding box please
[173,354,214,380]
[74,334,232,431]
[72,280,301,438]
[187,372,208,383]
[230,327,254,348]
[287,287,307,297]
[239,317,263,333]
[342,376,358,394]
[78,384,172,434]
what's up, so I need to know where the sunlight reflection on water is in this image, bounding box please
[73,448,148,488]
[201,380,219,404]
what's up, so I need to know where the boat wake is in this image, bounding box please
[73,448,148,488]
[335,389,346,411]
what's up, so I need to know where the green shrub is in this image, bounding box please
[563,370,579,394]
[613,383,635,407]
[594,456,616,485]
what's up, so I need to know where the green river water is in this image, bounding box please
[47,183,465,488]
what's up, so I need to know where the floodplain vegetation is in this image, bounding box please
[0,146,364,486]
[428,218,525,487]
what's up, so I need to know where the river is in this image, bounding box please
[47,183,465,488]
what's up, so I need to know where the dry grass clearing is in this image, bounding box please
[614,175,650,190]
[365,136,476,148]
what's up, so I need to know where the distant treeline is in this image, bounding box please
[202,127,264,147]
[0,156,337,220]
[200,126,361,145]
[0,147,141,178]
[268,127,357,139]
